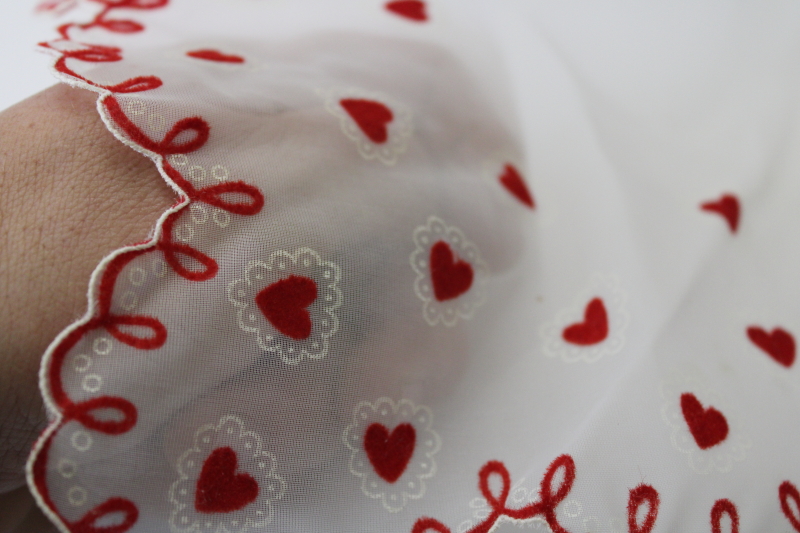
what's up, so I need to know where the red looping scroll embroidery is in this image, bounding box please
[57,0,168,39]
[95,18,145,33]
[106,76,163,93]
[780,481,800,532]
[103,0,169,9]
[71,497,139,533]
[63,45,123,63]
[412,518,450,533]
[45,43,163,94]
[159,241,219,281]
[157,117,211,155]
[412,455,576,533]
[627,485,660,533]
[710,499,739,533]
[96,250,149,315]
[159,212,219,281]
[162,163,265,218]
[34,3,268,531]
[192,182,265,216]
[65,397,138,434]
[104,97,210,155]
[103,314,168,349]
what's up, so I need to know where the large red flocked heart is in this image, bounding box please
[430,241,474,302]
[747,326,795,367]
[499,164,535,209]
[562,298,608,345]
[195,447,259,513]
[701,194,740,233]
[680,393,729,450]
[364,423,416,483]
[256,275,317,340]
[186,49,245,64]
[340,99,393,144]
[385,0,428,22]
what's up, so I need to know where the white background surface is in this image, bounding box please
[0,1,62,112]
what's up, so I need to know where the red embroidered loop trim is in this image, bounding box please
[43,43,164,94]
[412,455,575,533]
[32,2,266,531]
[95,18,145,33]
[192,182,265,216]
[780,481,800,532]
[158,212,219,281]
[97,250,149,315]
[412,518,450,533]
[710,499,739,533]
[159,241,219,281]
[628,485,660,533]
[71,497,139,533]
[64,45,123,63]
[64,396,138,435]
[162,163,265,217]
[106,76,163,93]
[56,0,167,39]
[104,97,210,155]
[103,314,168,349]
[102,0,169,9]
[186,49,246,64]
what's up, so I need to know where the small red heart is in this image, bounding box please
[340,99,393,144]
[256,275,317,340]
[779,481,800,533]
[195,447,259,513]
[385,0,428,22]
[747,326,795,367]
[429,241,474,302]
[364,423,416,483]
[562,298,608,345]
[499,164,535,209]
[680,393,728,450]
[186,49,245,64]
[701,194,740,233]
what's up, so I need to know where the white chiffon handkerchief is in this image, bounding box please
[27,2,800,533]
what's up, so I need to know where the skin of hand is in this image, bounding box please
[0,84,174,533]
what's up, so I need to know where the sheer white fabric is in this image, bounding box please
[28,2,800,533]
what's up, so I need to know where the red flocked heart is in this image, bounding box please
[779,481,800,533]
[701,194,740,233]
[499,164,535,209]
[680,393,728,450]
[562,298,608,345]
[186,49,245,64]
[340,99,393,144]
[747,326,795,367]
[256,275,317,340]
[364,423,416,483]
[195,447,259,513]
[430,241,474,302]
[385,0,428,22]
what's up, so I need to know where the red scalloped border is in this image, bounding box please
[26,2,264,531]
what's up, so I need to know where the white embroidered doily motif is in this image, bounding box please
[343,398,440,512]
[660,372,751,474]
[227,248,342,364]
[411,216,488,327]
[169,416,286,533]
[540,274,629,364]
[322,86,413,166]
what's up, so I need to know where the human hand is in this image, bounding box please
[0,83,173,532]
